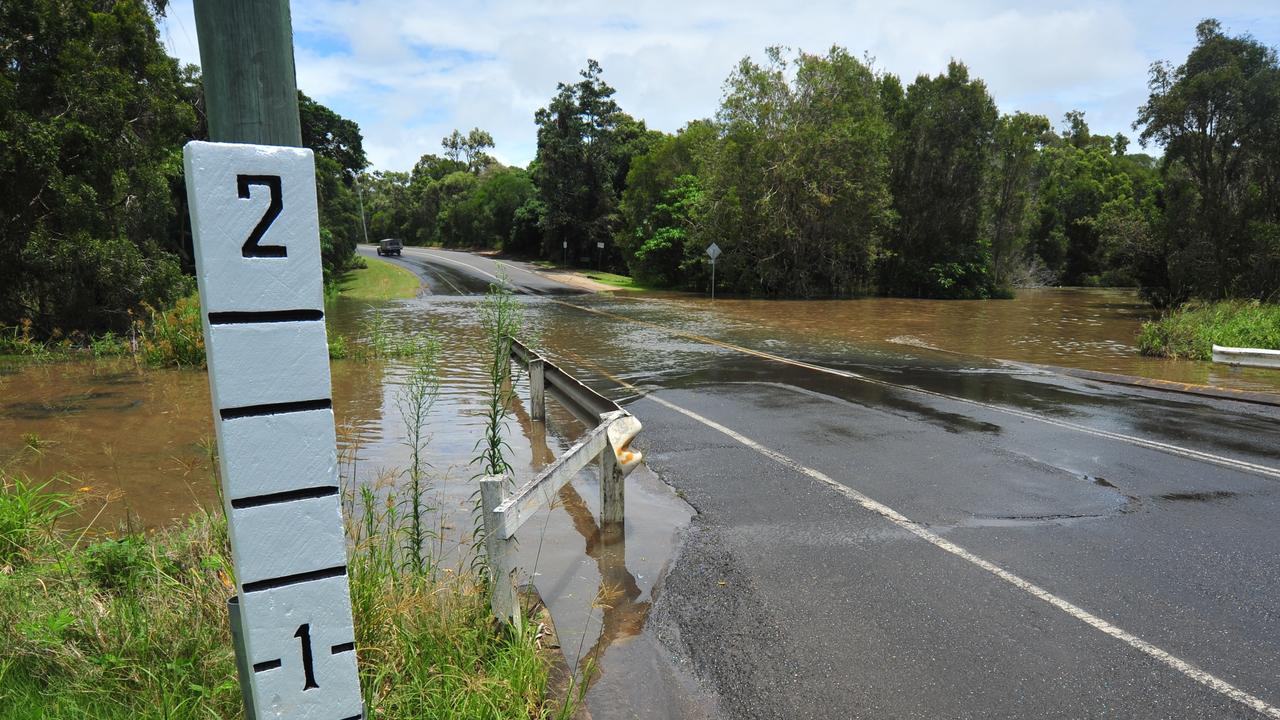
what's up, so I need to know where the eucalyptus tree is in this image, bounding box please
[701,46,894,296]
[985,112,1051,286]
[0,0,194,334]
[1135,18,1280,300]
[881,61,999,298]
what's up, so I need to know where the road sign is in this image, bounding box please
[597,241,605,249]
[706,243,721,300]
[184,141,362,720]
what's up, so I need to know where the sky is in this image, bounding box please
[158,1,1280,172]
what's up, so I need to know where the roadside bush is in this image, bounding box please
[137,296,205,368]
[84,536,149,591]
[1138,301,1280,359]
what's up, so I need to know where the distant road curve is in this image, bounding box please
[357,245,586,296]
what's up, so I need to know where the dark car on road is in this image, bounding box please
[377,238,403,256]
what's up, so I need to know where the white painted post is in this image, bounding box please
[185,141,362,720]
[480,476,518,623]
[599,437,625,528]
[529,357,545,421]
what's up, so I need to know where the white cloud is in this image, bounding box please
[159,0,1280,170]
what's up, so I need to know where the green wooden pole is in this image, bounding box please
[192,0,303,147]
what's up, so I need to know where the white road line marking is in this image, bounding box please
[641,390,1280,719]
[557,301,1280,481]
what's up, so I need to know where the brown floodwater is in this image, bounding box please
[589,287,1280,394]
[2,283,1276,718]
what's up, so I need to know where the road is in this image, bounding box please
[372,245,1280,719]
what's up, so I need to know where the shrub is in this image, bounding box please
[137,296,205,368]
[1138,301,1280,359]
[84,536,149,591]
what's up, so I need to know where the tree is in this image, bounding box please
[618,121,716,285]
[701,46,894,296]
[296,92,368,272]
[881,61,999,298]
[442,127,495,173]
[0,0,194,334]
[985,112,1051,286]
[533,59,627,264]
[1135,18,1280,300]
[300,91,367,180]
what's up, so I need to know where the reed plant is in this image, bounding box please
[395,330,441,573]
[474,278,524,480]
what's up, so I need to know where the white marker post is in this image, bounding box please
[184,141,362,720]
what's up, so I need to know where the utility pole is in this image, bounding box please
[193,0,303,147]
[356,175,370,245]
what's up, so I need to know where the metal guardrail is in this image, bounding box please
[1213,344,1280,369]
[481,339,642,622]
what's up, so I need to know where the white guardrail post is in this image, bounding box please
[599,426,625,528]
[489,338,644,624]
[529,357,546,421]
[480,475,518,623]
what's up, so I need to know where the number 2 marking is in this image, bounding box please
[294,623,320,690]
[237,175,286,258]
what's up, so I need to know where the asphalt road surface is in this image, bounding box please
[372,245,1280,719]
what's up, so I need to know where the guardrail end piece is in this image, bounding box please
[606,413,643,475]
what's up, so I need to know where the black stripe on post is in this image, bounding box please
[242,565,347,594]
[331,641,356,654]
[220,398,332,421]
[252,658,282,672]
[208,309,324,325]
[230,486,338,510]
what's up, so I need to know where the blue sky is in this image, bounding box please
[158,1,1280,172]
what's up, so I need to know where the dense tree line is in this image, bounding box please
[4,4,1277,339]
[374,20,1278,306]
[1,0,369,336]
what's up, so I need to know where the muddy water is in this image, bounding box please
[3,283,1278,718]
[575,287,1280,393]
[0,291,701,713]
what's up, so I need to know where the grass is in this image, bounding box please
[0,465,575,719]
[1138,300,1280,360]
[528,261,661,292]
[334,257,421,302]
[579,271,658,292]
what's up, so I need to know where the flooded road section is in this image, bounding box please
[589,287,1280,394]
[0,286,705,716]
[4,249,1280,719]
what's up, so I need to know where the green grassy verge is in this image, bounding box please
[334,257,421,302]
[1138,300,1280,360]
[527,261,661,292]
[0,469,574,719]
[581,271,655,291]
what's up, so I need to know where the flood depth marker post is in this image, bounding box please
[189,2,362,718]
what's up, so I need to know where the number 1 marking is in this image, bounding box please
[294,623,320,690]
[237,174,286,258]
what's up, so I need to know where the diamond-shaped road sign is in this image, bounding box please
[706,243,721,260]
